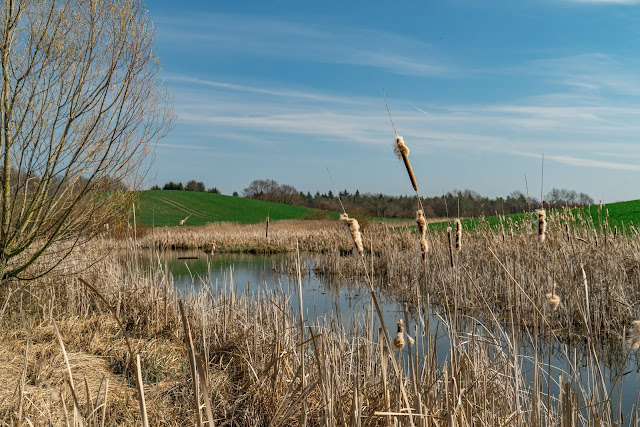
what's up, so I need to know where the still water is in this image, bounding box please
[140,249,640,422]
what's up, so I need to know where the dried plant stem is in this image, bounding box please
[135,354,149,427]
[179,300,203,427]
[378,327,391,427]
[295,242,308,425]
[447,227,455,268]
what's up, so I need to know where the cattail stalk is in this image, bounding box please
[395,136,418,192]
[455,219,462,251]
[447,227,455,268]
[341,213,363,256]
[265,215,270,245]
[416,210,428,260]
[537,209,546,242]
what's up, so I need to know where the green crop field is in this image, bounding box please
[428,199,640,232]
[581,199,640,230]
[134,190,339,227]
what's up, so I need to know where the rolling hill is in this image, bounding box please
[134,190,339,227]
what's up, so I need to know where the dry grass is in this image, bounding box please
[135,219,352,254]
[1,205,640,425]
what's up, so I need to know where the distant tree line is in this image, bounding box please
[242,179,594,219]
[152,180,220,194]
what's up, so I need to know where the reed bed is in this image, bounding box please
[135,219,355,254]
[313,206,640,344]
[0,241,529,425]
[2,208,638,425]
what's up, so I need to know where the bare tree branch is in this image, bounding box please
[0,0,173,281]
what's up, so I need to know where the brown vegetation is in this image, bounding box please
[1,203,639,424]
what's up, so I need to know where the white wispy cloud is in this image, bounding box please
[514,151,640,171]
[155,13,450,77]
[166,74,360,105]
[522,53,640,96]
[163,74,640,176]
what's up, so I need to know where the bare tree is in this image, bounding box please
[0,0,173,281]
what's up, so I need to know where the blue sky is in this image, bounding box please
[148,0,640,203]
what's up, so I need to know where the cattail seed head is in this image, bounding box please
[417,210,428,260]
[341,213,363,256]
[416,210,427,238]
[545,292,561,312]
[393,319,405,350]
[407,335,415,346]
[394,136,410,158]
[394,136,418,192]
[536,209,546,242]
[420,237,428,261]
[631,320,640,350]
[455,219,462,251]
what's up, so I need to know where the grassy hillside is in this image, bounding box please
[135,190,338,227]
[584,199,640,229]
[429,199,640,232]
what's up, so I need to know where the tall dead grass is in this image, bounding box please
[2,200,640,424]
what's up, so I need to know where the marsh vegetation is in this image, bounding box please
[2,204,640,425]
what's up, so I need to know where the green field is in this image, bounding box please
[135,191,640,230]
[428,199,640,232]
[583,199,640,229]
[135,190,339,227]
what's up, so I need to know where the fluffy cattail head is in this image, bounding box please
[393,319,405,350]
[536,209,547,242]
[545,292,561,312]
[394,136,409,159]
[393,136,418,192]
[631,320,640,350]
[455,219,462,251]
[416,210,427,237]
[341,213,364,256]
[447,227,455,268]
[420,237,428,261]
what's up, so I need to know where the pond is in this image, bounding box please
[138,249,640,422]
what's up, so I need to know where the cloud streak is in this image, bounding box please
[165,75,640,176]
[156,13,450,77]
